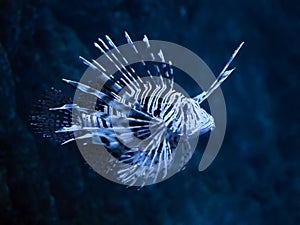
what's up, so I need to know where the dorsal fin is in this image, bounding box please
[194,42,244,103]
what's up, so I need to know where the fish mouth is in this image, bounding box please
[199,118,215,136]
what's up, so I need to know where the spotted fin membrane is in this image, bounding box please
[30,32,243,187]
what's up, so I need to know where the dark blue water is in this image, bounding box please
[0,0,299,224]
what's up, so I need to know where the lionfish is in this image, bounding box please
[31,32,243,187]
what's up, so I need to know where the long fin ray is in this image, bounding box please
[194,42,244,103]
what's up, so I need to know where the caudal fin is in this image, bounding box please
[29,88,74,144]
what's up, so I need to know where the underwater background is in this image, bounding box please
[0,0,299,224]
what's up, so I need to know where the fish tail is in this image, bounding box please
[29,88,74,144]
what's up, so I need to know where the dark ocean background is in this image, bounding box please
[0,0,299,225]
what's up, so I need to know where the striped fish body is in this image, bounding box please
[30,33,243,186]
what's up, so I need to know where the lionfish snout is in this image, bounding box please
[176,99,215,138]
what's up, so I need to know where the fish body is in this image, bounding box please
[30,33,243,186]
